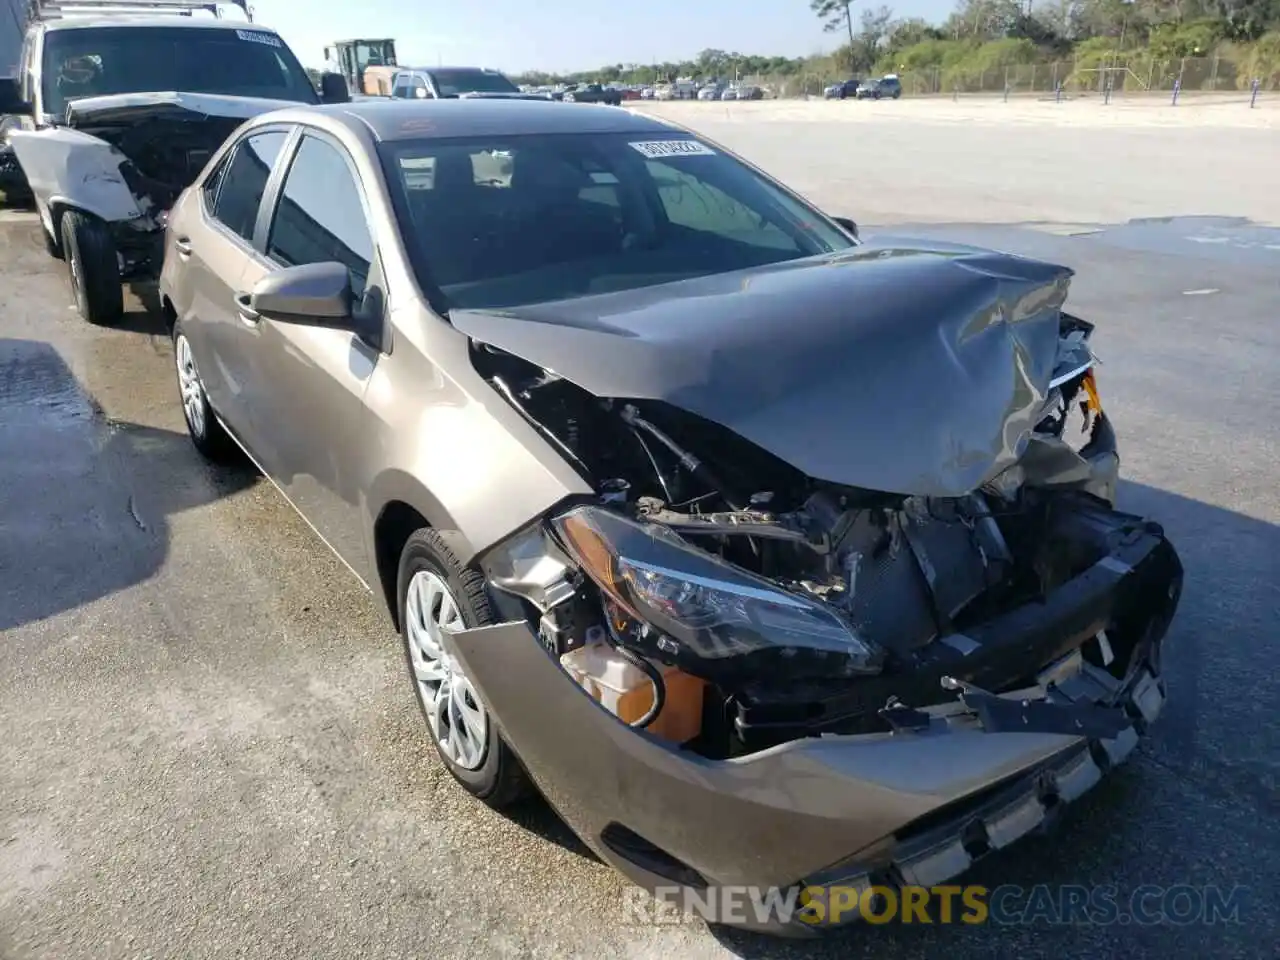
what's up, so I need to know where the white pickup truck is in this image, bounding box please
[0,0,351,326]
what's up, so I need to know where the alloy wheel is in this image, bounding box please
[405,569,489,770]
[174,334,206,439]
[66,244,84,316]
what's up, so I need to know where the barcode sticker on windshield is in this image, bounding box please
[628,140,716,159]
[236,30,283,47]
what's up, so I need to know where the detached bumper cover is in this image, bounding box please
[446,527,1179,934]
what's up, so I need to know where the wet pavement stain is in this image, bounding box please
[0,337,256,631]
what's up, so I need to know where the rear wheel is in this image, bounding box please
[61,210,122,326]
[398,528,531,809]
[173,318,238,463]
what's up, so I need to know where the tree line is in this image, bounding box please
[509,0,1280,89]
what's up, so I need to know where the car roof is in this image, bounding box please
[43,16,275,33]
[395,66,509,75]
[283,98,677,142]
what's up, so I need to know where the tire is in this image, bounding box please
[398,528,531,809]
[172,318,239,463]
[44,219,64,261]
[61,210,123,326]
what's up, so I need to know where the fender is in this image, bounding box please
[7,127,146,226]
[365,467,475,565]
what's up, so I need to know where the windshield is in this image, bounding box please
[380,131,855,311]
[41,26,318,118]
[429,69,519,96]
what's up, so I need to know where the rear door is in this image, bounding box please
[177,126,293,450]
[239,129,381,570]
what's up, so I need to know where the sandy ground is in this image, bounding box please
[629,98,1280,227]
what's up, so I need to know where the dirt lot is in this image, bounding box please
[1,104,1277,959]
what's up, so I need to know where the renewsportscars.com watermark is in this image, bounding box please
[621,883,1248,928]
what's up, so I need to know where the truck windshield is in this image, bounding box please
[428,69,519,96]
[41,26,318,119]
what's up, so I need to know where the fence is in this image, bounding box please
[745,55,1274,100]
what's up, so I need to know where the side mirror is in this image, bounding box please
[0,78,32,117]
[251,262,354,327]
[319,72,350,104]
[832,215,859,239]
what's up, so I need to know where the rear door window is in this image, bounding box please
[209,130,290,243]
[266,133,374,297]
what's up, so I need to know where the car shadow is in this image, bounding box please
[115,281,169,335]
[0,337,256,632]
[502,793,601,863]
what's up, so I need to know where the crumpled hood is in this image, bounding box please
[451,239,1077,497]
[63,91,302,126]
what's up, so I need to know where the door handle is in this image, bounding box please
[173,236,193,258]
[235,292,260,325]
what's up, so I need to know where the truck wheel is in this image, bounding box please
[397,528,533,809]
[61,210,123,326]
[44,219,64,261]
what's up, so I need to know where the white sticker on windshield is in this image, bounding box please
[628,139,716,159]
[236,29,283,47]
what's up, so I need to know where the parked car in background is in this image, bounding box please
[736,84,764,100]
[159,94,1182,940]
[561,82,622,105]
[720,86,738,100]
[824,78,860,99]
[389,66,547,100]
[696,83,721,100]
[856,75,902,99]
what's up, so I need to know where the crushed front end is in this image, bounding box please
[8,94,277,281]
[449,271,1183,934]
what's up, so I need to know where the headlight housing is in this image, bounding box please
[551,505,883,683]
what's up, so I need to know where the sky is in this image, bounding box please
[245,0,958,74]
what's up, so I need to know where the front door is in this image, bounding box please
[243,130,381,572]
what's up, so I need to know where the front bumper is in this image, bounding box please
[446,519,1180,936]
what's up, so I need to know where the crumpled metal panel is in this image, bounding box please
[451,237,1075,497]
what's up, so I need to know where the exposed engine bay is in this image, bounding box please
[79,113,245,216]
[474,311,1182,759]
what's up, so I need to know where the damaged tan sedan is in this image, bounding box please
[159,98,1183,935]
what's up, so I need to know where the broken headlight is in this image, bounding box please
[552,505,883,682]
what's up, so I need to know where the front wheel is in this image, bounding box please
[398,528,532,809]
[61,210,123,326]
